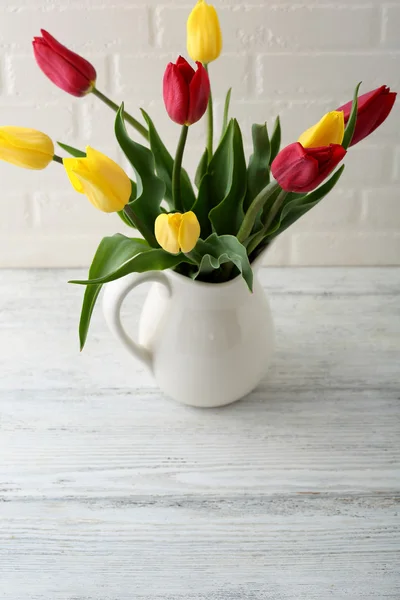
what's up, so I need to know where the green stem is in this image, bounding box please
[92,87,149,142]
[124,204,157,247]
[220,88,232,142]
[247,189,288,256]
[205,64,213,162]
[52,154,63,164]
[237,181,280,243]
[123,204,137,228]
[247,230,266,257]
[172,125,189,212]
[263,189,288,232]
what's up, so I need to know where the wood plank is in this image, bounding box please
[1,388,399,497]
[0,496,399,599]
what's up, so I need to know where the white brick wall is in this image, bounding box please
[0,0,399,267]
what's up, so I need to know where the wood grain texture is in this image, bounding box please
[0,268,399,599]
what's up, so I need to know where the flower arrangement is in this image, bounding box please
[0,1,396,351]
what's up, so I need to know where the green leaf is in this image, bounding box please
[342,82,362,150]
[76,235,150,351]
[79,285,102,352]
[195,148,209,189]
[192,172,213,239]
[191,120,234,236]
[244,122,271,211]
[193,233,253,291]
[115,104,165,246]
[207,119,234,204]
[270,165,346,238]
[70,235,194,286]
[57,142,86,158]
[269,116,281,165]
[220,87,232,142]
[209,119,247,235]
[141,109,195,211]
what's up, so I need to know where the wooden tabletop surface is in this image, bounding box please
[0,267,399,600]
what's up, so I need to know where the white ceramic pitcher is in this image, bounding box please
[102,260,274,408]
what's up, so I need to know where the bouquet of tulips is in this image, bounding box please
[0,1,396,350]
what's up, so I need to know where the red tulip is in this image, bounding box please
[337,85,396,146]
[163,56,210,126]
[271,142,346,193]
[33,30,96,97]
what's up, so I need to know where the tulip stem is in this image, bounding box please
[52,154,63,164]
[263,189,288,231]
[92,87,149,142]
[172,125,189,212]
[247,189,288,256]
[205,64,213,162]
[124,204,158,247]
[237,181,280,244]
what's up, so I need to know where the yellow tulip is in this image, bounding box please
[187,0,222,64]
[0,126,54,169]
[298,111,345,148]
[155,211,200,254]
[63,147,131,213]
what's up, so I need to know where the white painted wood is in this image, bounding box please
[0,268,399,599]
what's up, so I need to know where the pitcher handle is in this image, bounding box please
[102,272,171,371]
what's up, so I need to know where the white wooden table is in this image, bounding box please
[0,268,399,600]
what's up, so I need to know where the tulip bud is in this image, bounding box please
[155,211,200,254]
[337,85,397,146]
[163,56,210,126]
[271,142,346,194]
[64,147,131,213]
[33,30,96,97]
[187,0,222,64]
[298,111,345,149]
[0,126,54,170]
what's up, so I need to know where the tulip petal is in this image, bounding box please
[305,144,346,191]
[337,85,397,146]
[298,111,344,148]
[40,30,96,83]
[176,56,196,84]
[0,126,54,155]
[85,146,132,205]
[66,166,127,213]
[155,213,181,254]
[63,157,87,193]
[349,90,397,145]
[33,42,93,97]
[338,85,387,120]
[33,30,96,97]
[187,0,222,64]
[271,142,347,194]
[178,211,201,253]
[64,148,131,212]
[371,91,397,131]
[271,142,319,192]
[163,63,189,125]
[0,126,54,169]
[187,62,210,125]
